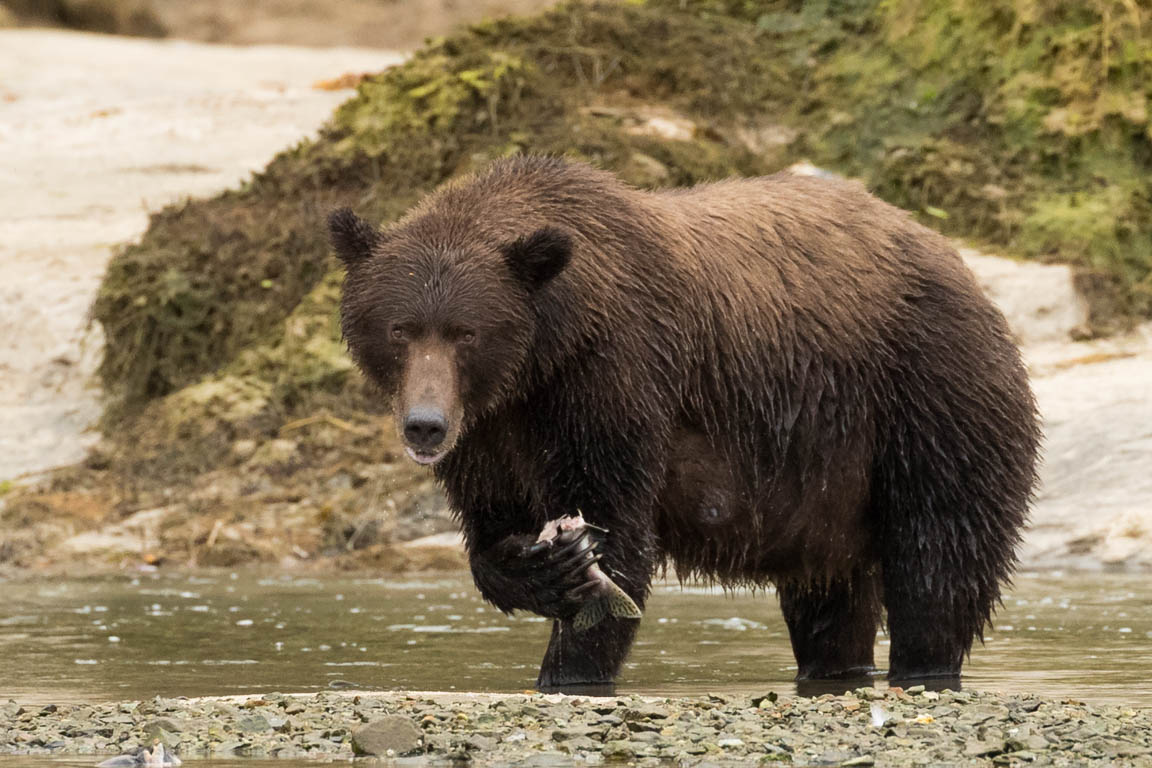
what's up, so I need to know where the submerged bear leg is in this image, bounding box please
[536,614,642,693]
[871,267,1038,682]
[878,504,1016,682]
[778,569,882,680]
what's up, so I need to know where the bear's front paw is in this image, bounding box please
[517,527,602,620]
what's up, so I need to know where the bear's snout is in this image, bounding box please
[404,406,448,452]
[396,338,462,465]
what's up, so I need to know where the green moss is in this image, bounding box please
[762,0,1152,326]
[1020,183,1152,317]
[227,271,355,410]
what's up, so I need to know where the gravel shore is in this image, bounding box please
[3,687,1151,766]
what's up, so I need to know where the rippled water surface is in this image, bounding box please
[0,570,1149,706]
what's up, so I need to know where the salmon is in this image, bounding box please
[536,513,643,631]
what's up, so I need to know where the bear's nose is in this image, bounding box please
[404,407,447,451]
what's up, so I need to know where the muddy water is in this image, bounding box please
[0,571,1149,707]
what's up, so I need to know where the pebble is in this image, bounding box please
[350,715,423,756]
[1,689,1150,766]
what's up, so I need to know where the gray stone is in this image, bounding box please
[351,715,423,757]
[965,739,1006,757]
[516,753,572,768]
[626,719,663,733]
[557,736,599,754]
[623,705,668,722]
[464,734,495,751]
[751,692,779,708]
[551,726,605,742]
[266,716,289,732]
[234,713,271,733]
[211,740,250,754]
[601,739,634,759]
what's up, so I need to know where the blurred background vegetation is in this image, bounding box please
[4,0,1148,569]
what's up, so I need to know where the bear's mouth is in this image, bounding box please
[405,446,447,466]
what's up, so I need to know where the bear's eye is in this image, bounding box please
[460,331,476,345]
[389,326,407,342]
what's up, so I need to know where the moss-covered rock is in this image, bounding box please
[787,0,1152,324]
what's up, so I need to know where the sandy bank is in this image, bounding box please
[0,29,402,480]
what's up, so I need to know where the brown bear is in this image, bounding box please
[330,155,1040,691]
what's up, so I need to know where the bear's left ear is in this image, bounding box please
[328,208,380,267]
[501,227,573,289]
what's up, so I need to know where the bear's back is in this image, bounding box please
[632,172,980,357]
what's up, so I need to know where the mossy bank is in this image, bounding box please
[5,0,1150,571]
[93,0,1152,411]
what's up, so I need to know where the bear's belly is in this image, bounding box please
[654,430,874,584]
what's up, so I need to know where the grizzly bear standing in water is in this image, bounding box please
[330,156,1040,691]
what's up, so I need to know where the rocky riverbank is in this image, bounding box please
[3,688,1151,766]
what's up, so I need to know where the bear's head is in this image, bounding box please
[329,208,572,466]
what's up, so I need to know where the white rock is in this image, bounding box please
[401,531,465,550]
[626,115,696,142]
[961,249,1088,345]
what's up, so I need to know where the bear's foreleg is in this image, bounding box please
[536,524,656,692]
[778,568,882,681]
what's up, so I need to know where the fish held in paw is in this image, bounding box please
[536,513,642,631]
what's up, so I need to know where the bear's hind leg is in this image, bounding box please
[874,396,1034,682]
[878,510,1015,683]
[778,568,882,681]
[875,423,1032,683]
[881,539,984,682]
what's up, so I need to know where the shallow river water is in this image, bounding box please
[1,570,1149,708]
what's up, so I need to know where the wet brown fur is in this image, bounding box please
[334,156,1041,688]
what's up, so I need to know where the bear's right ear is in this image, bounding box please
[328,208,380,267]
[501,226,573,290]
